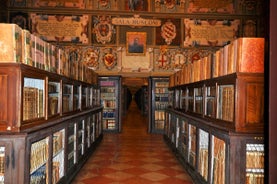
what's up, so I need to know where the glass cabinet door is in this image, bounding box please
[246,144,264,184]
[188,88,194,112]
[48,81,60,117]
[198,129,209,181]
[52,129,65,184]
[179,118,189,161]
[217,84,235,122]
[188,124,197,167]
[194,87,203,114]
[0,147,5,183]
[180,88,188,111]
[73,85,80,111]
[100,80,117,131]
[211,136,226,184]
[23,77,45,121]
[30,137,49,184]
[77,119,85,159]
[205,86,216,118]
[81,86,87,110]
[153,80,169,132]
[62,84,73,113]
[67,122,77,171]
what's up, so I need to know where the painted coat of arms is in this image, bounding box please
[161,19,177,45]
[102,48,117,70]
[93,16,115,44]
[82,47,100,70]
[98,0,111,8]
[156,45,171,70]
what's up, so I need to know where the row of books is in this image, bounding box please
[212,137,226,184]
[0,151,4,175]
[30,138,49,173]
[198,148,209,181]
[102,100,116,108]
[155,102,168,110]
[154,111,165,121]
[154,88,168,93]
[246,172,264,184]
[103,119,116,129]
[154,121,165,129]
[23,87,44,121]
[218,85,235,122]
[0,23,97,85]
[53,131,64,156]
[170,37,265,87]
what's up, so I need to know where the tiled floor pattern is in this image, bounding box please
[71,100,194,184]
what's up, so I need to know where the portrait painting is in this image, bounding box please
[126,32,146,56]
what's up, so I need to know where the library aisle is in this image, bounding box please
[72,98,194,184]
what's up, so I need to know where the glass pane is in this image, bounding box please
[23,77,45,120]
[198,129,209,181]
[195,87,203,114]
[246,144,264,184]
[62,84,73,113]
[73,85,80,111]
[180,119,188,161]
[30,137,49,184]
[0,147,5,183]
[189,124,196,167]
[211,136,226,184]
[206,86,216,118]
[67,123,76,170]
[48,81,60,116]
[52,129,65,184]
[217,85,235,122]
[81,87,87,109]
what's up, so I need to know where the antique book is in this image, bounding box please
[213,50,221,78]
[44,43,50,71]
[0,152,4,174]
[218,47,225,76]
[188,63,194,83]
[58,48,69,77]
[183,64,189,84]
[218,85,234,122]
[222,45,229,76]
[227,41,235,74]
[31,34,36,67]
[35,36,45,70]
[0,23,22,63]
[204,55,212,80]
[234,37,265,73]
[212,137,225,184]
[48,43,57,73]
[22,29,33,66]
[199,148,209,180]
[23,87,38,121]
[192,59,200,82]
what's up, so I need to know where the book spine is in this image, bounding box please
[22,29,33,66]
[236,38,265,73]
[0,24,22,63]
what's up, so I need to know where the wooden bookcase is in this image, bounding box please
[148,77,169,134]
[164,109,264,184]
[99,76,122,133]
[0,63,103,184]
[164,38,265,183]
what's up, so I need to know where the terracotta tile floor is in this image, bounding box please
[71,100,194,184]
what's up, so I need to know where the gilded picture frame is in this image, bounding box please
[126,32,146,56]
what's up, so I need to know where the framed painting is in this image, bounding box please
[126,32,146,56]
